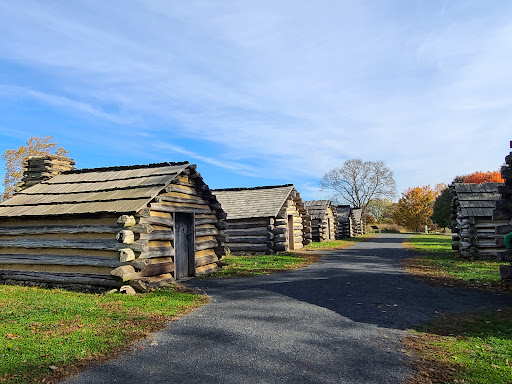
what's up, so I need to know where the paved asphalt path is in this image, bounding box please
[63,234,512,384]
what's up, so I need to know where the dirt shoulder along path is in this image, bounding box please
[62,234,512,384]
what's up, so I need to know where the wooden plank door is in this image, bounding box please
[174,212,195,280]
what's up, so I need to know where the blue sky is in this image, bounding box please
[0,1,511,202]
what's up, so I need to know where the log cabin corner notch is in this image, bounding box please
[0,160,227,292]
[213,184,312,254]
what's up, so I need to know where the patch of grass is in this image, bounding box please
[404,234,511,291]
[405,309,512,384]
[302,233,377,251]
[0,284,207,384]
[203,252,322,278]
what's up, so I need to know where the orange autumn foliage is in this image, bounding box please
[463,170,504,184]
[392,185,443,232]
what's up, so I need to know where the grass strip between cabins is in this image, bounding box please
[0,284,208,384]
[403,234,511,291]
[206,236,375,278]
[403,234,512,383]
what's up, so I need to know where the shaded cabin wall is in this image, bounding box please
[334,207,352,239]
[223,217,274,255]
[0,174,227,291]
[0,215,123,290]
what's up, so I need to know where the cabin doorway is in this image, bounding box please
[327,218,332,240]
[287,215,295,250]
[174,212,195,280]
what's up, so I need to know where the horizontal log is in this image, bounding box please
[0,225,119,236]
[0,238,120,251]
[196,253,219,267]
[112,262,174,282]
[226,220,268,230]
[138,216,174,228]
[226,236,267,244]
[195,263,217,276]
[196,227,220,237]
[127,239,148,253]
[451,243,460,251]
[156,195,208,205]
[150,203,212,215]
[138,247,175,259]
[273,244,287,252]
[226,228,269,236]
[194,216,217,226]
[128,224,154,234]
[0,254,120,268]
[139,230,174,241]
[196,239,219,251]
[165,185,198,196]
[0,270,121,288]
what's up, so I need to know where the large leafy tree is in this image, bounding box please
[2,136,69,199]
[392,185,440,231]
[366,198,394,223]
[320,159,396,209]
[431,186,454,229]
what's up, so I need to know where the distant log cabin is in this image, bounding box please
[334,205,353,239]
[0,156,227,291]
[350,208,366,236]
[451,182,505,259]
[213,185,312,254]
[304,200,336,242]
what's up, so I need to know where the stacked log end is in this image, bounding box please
[493,141,512,279]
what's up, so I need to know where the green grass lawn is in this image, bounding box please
[403,234,512,383]
[404,234,510,288]
[203,252,322,278]
[0,284,207,384]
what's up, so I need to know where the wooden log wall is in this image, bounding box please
[350,209,366,237]
[493,141,512,278]
[113,172,227,291]
[0,215,123,290]
[273,192,311,252]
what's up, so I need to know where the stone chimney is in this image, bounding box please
[17,155,76,191]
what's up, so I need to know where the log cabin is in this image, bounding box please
[492,141,512,278]
[304,200,336,242]
[334,205,353,239]
[213,185,312,254]
[451,182,505,259]
[0,155,227,291]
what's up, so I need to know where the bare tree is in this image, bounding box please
[320,159,396,209]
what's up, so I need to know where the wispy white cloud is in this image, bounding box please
[0,1,511,198]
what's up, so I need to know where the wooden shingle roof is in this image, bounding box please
[0,162,190,218]
[453,183,503,218]
[213,185,295,220]
[335,205,351,220]
[304,200,332,220]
